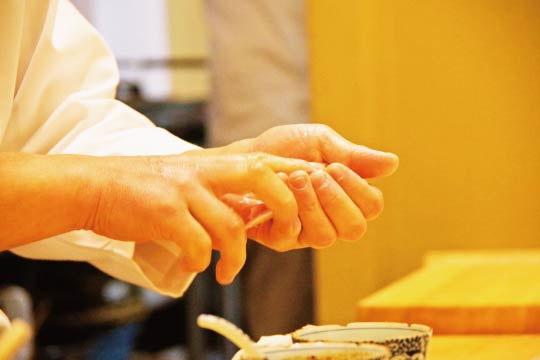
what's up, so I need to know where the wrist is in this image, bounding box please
[39,154,104,232]
[64,155,106,231]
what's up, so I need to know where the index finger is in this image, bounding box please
[208,153,321,195]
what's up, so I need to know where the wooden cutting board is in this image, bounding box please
[428,335,540,360]
[356,250,540,334]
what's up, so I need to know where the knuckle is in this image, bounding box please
[142,183,183,219]
[224,216,246,240]
[156,201,175,218]
[280,195,298,213]
[247,152,269,166]
[321,188,340,206]
[176,174,196,191]
[301,198,319,212]
[247,159,268,176]
[314,123,331,134]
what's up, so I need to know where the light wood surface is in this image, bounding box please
[423,249,540,267]
[357,250,540,334]
[428,335,540,360]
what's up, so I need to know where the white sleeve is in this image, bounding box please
[7,0,197,297]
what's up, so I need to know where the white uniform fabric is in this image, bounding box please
[0,0,198,297]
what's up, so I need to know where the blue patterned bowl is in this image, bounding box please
[292,323,432,360]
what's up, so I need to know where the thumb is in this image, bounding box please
[320,129,399,179]
[347,145,399,179]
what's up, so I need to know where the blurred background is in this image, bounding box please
[4,0,539,359]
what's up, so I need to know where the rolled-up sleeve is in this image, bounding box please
[5,0,197,297]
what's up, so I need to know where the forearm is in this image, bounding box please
[0,152,97,250]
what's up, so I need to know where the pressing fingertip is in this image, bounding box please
[326,163,346,179]
[216,261,230,285]
[310,170,329,188]
[289,170,309,190]
[217,259,241,285]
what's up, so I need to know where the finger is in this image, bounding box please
[310,170,367,242]
[204,154,304,248]
[277,172,288,183]
[248,163,301,249]
[288,170,337,248]
[187,188,247,285]
[326,163,384,220]
[218,155,302,244]
[250,153,324,175]
[166,213,212,273]
[208,154,319,195]
[317,125,399,179]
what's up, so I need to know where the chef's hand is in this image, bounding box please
[199,124,399,250]
[86,152,318,284]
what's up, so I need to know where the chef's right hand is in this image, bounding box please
[85,152,317,284]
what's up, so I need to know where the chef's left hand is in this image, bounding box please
[193,124,399,251]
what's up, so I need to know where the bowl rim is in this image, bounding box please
[292,322,433,342]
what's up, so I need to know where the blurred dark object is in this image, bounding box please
[241,244,313,339]
[117,81,206,147]
[0,286,34,360]
[116,57,206,70]
[35,261,146,345]
[0,253,144,359]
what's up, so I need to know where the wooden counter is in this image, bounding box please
[357,250,540,334]
[428,335,540,360]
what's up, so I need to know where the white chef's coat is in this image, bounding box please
[0,0,198,297]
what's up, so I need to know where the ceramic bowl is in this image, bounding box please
[292,323,432,360]
[232,342,390,360]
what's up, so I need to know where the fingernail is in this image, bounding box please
[327,163,344,178]
[310,170,328,188]
[290,172,308,190]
